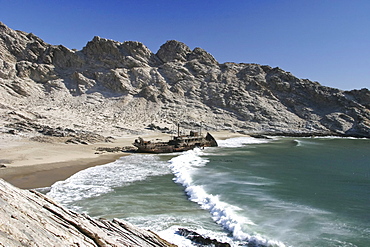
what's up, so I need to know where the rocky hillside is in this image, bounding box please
[0,179,174,246]
[1,22,369,138]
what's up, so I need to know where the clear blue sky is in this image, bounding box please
[1,0,369,90]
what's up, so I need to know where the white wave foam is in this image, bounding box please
[292,139,322,147]
[159,226,197,247]
[168,149,286,247]
[292,139,301,146]
[239,180,277,187]
[217,137,271,148]
[47,154,169,205]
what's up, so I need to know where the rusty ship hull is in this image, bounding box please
[133,132,218,153]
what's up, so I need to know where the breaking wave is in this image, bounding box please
[168,149,285,247]
[47,154,170,205]
[217,136,272,148]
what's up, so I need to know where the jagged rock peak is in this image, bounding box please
[0,22,369,138]
[121,40,155,64]
[82,36,121,56]
[0,21,9,31]
[83,36,153,55]
[0,22,44,45]
[156,40,192,63]
[0,22,18,36]
[81,36,157,67]
[188,47,218,65]
[0,22,51,64]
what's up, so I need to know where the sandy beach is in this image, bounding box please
[0,131,243,189]
[0,134,134,189]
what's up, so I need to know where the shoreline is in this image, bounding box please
[1,130,366,189]
[0,131,245,189]
[0,153,126,189]
[0,133,140,189]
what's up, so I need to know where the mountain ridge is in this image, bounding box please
[1,21,369,138]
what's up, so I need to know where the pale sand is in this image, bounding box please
[0,131,245,189]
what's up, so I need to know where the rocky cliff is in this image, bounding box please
[0,179,174,246]
[1,22,369,138]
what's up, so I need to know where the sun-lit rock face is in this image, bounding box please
[1,21,369,138]
[0,179,173,246]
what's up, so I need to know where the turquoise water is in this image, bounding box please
[47,137,370,246]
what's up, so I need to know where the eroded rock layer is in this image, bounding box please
[0,179,174,247]
[1,22,369,137]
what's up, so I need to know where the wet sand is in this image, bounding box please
[0,134,140,189]
[0,153,125,189]
[0,131,245,189]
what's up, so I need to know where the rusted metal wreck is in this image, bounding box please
[133,127,218,153]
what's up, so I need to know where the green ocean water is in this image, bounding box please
[47,137,370,246]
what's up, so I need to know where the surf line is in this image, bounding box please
[168,148,285,247]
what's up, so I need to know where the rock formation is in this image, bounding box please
[178,228,231,247]
[0,179,174,246]
[0,21,369,138]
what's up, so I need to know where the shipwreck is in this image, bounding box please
[133,126,218,153]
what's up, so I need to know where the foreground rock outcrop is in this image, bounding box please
[0,21,369,138]
[0,179,174,246]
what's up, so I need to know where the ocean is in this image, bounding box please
[46,136,370,246]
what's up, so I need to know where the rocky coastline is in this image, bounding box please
[0,179,175,246]
[0,178,258,246]
[0,21,369,246]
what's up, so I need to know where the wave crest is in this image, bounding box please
[47,154,170,205]
[168,149,285,247]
